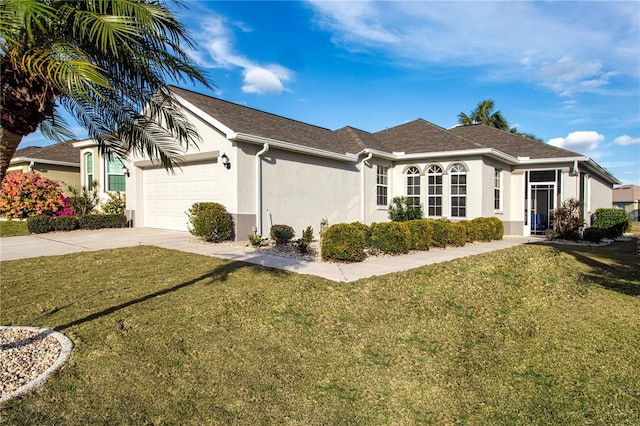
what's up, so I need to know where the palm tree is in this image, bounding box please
[458,99,510,130]
[0,0,211,181]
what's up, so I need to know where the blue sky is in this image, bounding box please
[24,1,640,185]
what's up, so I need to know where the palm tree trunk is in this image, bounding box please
[0,127,24,182]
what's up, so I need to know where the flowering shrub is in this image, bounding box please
[53,196,74,217]
[0,172,65,219]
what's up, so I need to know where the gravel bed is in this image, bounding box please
[0,326,73,403]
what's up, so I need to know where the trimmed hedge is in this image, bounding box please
[350,222,372,247]
[583,227,604,243]
[321,223,367,262]
[593,208,630,238]
[27,215,54,234]
[79,214,127,230]
[448,222,467,247]
[429,219,452,248]
[369,222,410,254]
[187,202,233,242]
[271,224,295,245]
[406,219,433,251]
[53,215,80,232]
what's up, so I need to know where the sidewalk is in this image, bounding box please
[0,228,535,282]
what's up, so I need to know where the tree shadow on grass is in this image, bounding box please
[537,236,639,297]
[54,260,287,331]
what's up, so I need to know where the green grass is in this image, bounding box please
[0,220,29,237]
[1,240,639,425]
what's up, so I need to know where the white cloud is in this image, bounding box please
[548,131,604,152]
[193,15,293,95]
[613,135,640,146]
[305,1,639,96]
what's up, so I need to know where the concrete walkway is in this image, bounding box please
[0,228,535,282]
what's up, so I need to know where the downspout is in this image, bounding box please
[256,143,270,235]
[360,150,373,222]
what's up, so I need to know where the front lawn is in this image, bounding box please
[1,240,638,424]
[0,220,29,237]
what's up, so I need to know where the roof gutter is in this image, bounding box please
[10,157,80,168]
[231,132,359,162]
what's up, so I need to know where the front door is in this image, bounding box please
[524,170,560,236]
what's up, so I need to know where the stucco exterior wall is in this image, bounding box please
[7,163,80,193]
[586,173,614,225]
[259,148,360,237]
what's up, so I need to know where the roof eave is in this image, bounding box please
[233,133,359,162]
[10,157,80,168]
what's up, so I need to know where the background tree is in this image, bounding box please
[458,99,543,142]
[0,0,211,181]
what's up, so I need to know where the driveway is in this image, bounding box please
[0,228,534,282]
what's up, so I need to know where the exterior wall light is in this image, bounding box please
[221,153,231,169]
[122,166,130,177]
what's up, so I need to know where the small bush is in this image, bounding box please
[369,222,410,254]
[79,214,127,230]
[187,202,234,242]
[388,196,423,222]
[271,224,295,245]
[405,219,433,251]
[429,219,452,248]
[449,222,467,247]
[321,223,366,262]
[248,233,265,247]
[552,198,584,240]
[583,227,604,243]
[102,192,126,215]
[0,172,65,219]
[486,217,504,240]
[593,208,629,238]
[68,180,100,216]
[471,217,493,241]
[53,215,80,232]
[295,226,314,253]
[458,220,477,243]
[350,222,371,246]
[27,215,54,234]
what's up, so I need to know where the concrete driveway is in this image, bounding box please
[0,228,533,282]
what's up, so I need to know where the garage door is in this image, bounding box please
[142,162,220,231]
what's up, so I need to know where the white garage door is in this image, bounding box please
[143,162,220,231]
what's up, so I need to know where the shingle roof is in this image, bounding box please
[12,141,80,164]
[613,185,640,202]
[169,87,591,162]
[449,124,582,159]
[374,119,483,154]
[170,86,349,154]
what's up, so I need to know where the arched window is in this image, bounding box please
[406,166,421,209]
[450,163,467,217]
[427,165,442,217]
[85,152,93,186]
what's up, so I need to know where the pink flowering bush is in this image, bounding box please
[0,172,66,219]
[54,196,75,217]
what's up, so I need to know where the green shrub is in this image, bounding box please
[458,220,477,242]
[486,217,504,240]
[53,215,80,232]
[388,196,423,222]
[270,224,295,245]
[295,226,314,253]
[187,202,233,242]
[321,223,366,262]
[0,172,65,219]
[350,222,371,246]
[369,222,410,254]
[449,222,467,247]
[79,214,127,230]
[593,208,629,238]
[405,219,433,251]
[471,217,493,241]
[429,219,452,248]
[27,215,54,234]
[68,180,100,216]
[248,233,265,247]
[102,191,126,215]
[552,198,584,240]
[583,227,604,243]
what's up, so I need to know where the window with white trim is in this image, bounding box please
[107,157,126,192]
[85,152,93,186]
[376,165,389,206]
[494,168,502,211]
[427,165,442,217]
[406,166,421,210]
[450,163,467,218]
